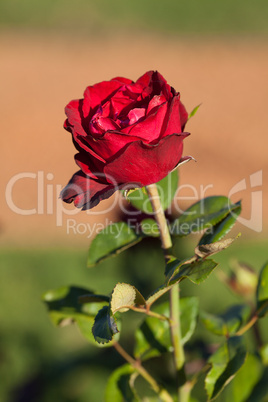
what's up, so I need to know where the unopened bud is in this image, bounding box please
[230,260,258,296]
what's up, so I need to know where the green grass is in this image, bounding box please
[1,0,268,36]
[0,237,267,401]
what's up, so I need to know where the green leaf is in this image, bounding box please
[134,301,171,361]
[199,201,241,245]
[110,283,146,314]
[188,103,201,120]
[105,364,138,402]
[88,222,142,267]
[75,317,96,343]
[43,286,95,320]
[134,297,198,361]
[260,344,268,365]
[224,354,262,402]
[171,196,239,237]
[140,218,160,237]
[92,306,119,344]
[256,261,268,317]
[247,367,268,402]
[42,286,110,345]
[165,255,196,278]
[167,258,218,285]
[79,294,110,304]
[180,297,199,344]
[146,256,206,307]
[42,286,108,323]
[195,234,240,258]
[127,170,179,213]
[205,337,247,401]
[200,304,251,336]
[146,284,173,307]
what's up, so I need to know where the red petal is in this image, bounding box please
[104,133,190,186]
[73,134,107,163]
[121,101,168,141]
[110,83,145,116]
[74,130,143,162]
[82,80,124,118]
[60,170,118,210]
[111,77,133,85]
[136,71,173,100]
[65,99,87,137]
[147,94,166,115]
[179,101,188,131]
[127,108,146,125]
[75,152,105,180]
[110,95,134,118]
[161,95,183,138]
[124,82,145,98]
[136,71,154,87]
[91,116,120,133]
[152,71,173,100]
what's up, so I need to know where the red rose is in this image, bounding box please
[60,70,189,210]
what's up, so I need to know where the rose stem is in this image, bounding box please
[146,183,187,401]
[236,300,268,337]
[113,342,173,402]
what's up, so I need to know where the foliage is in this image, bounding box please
[42,169,268,401]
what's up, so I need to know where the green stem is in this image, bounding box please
[170,284,185,370]
[179,381,193,402]
[235,315,258,336]
[146,183,172,258]
[113,342,173,402]
[236,300,268,337]
[146,183,187,401]
[129,305,171,322]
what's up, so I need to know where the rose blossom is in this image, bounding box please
[60,70,190,210]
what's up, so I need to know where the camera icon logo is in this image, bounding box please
[229,170,262,232]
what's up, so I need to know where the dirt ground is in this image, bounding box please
[1,31,267,247]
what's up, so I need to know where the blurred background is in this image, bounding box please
[1,1,268,401]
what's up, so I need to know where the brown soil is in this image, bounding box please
[1,31,267,247]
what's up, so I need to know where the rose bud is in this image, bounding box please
[230,260,258,296]
[60,71,190,210]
